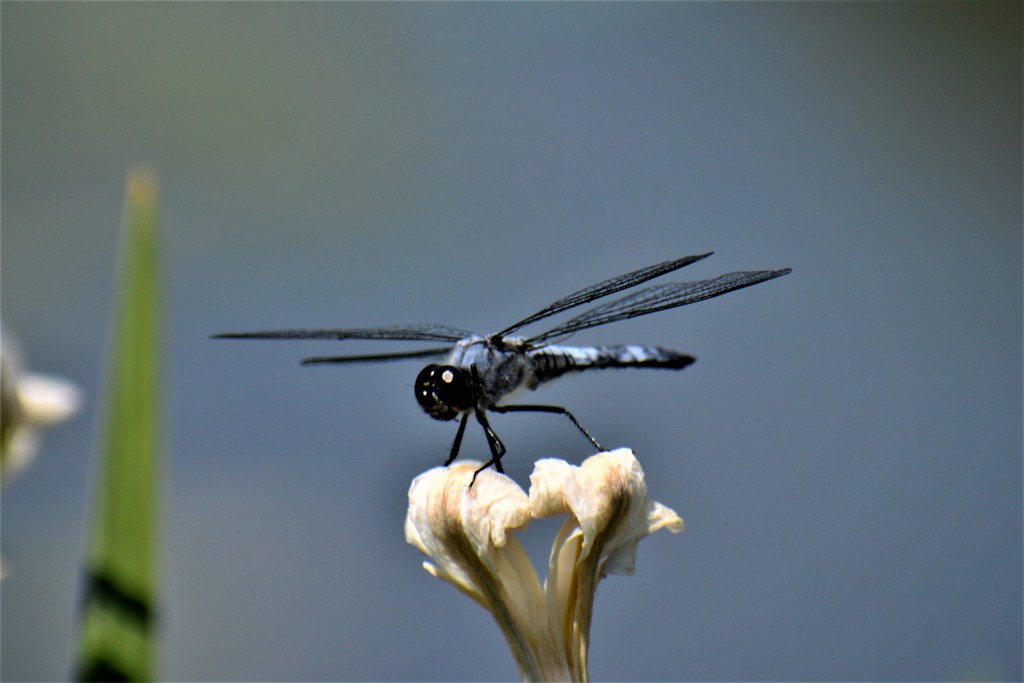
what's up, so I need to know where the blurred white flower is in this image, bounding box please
[1,328,81,485]
[405,448,683,682]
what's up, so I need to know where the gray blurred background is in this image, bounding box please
[2,3,1020,681]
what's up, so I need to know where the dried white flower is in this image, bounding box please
[405,448,683,682]
[1,328,81,485]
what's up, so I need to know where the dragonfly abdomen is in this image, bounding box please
[528,344,694,386]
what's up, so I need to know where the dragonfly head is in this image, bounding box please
[415,364,473,421]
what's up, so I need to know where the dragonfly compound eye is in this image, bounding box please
[415,364,472,421]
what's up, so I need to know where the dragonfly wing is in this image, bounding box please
[212,323,471,343]
[301,347,454,365]
[494,252,713,337]
[527,269,791,345]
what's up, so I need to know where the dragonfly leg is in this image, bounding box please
[491,404,604,452]
[471,410,506,485]
[444,412,471,466]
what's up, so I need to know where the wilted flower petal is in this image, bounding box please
[405,462,558,681]
[405,463,535,600]
[535,450,684,578]
[406,449,682,682]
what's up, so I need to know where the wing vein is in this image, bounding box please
[212,323,470,343]
[527,269,792,345]
[301,347,454,365]
[494,252,713,337]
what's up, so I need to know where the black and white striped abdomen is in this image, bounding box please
[526,344,695,387]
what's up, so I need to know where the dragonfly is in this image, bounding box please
[214,252,790,480]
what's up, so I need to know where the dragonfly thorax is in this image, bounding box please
[457,336,535,397]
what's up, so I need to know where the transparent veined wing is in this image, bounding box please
[526,269,792,346]
[494,252,712,337]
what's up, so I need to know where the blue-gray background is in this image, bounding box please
[2,3,1020,681]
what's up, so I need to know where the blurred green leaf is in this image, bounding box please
[76,168,162,682]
